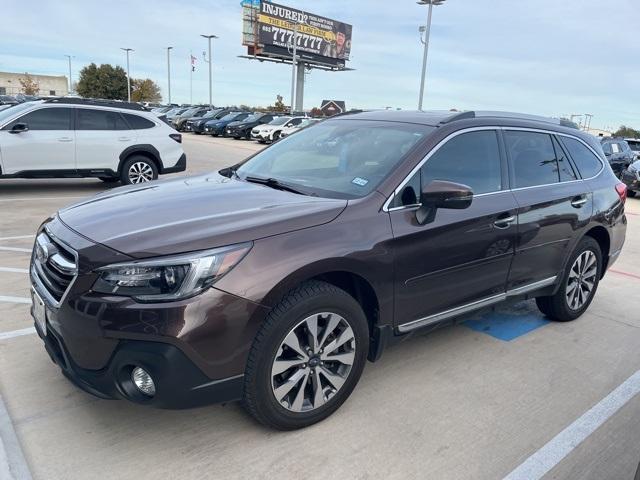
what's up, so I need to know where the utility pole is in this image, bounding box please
[167,47,173,104]
[120,48,134,101]
[63,55,74,94]
[201,35,218,109]
[417,0,446,110]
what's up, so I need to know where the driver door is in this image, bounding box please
[388,129,518,330]
[0,106,75,174]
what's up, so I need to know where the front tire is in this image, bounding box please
[120,156,158,185]
[536,237,602,322]
[243,281,368,430]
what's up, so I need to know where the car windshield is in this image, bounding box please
[243,114,263,122]
[0,101,33,124]
[203,109,221,118]
[268,117,291,126]
[181,108,199,116]
[219,113,241,121]
[236,119,432,199]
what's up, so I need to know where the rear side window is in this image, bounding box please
[553,137,577,182]
[122,113,155,130]
[560,137,603,178]
[611,143,621,154]
[505,131,561,188]
[4,107,73,130]
[77,109,129,130]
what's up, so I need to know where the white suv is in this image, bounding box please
[250,116,307,143]
[0,99,186,185]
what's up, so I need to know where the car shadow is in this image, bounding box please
[0,179,119,196]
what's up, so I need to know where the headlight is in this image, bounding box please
[92,243,251,302]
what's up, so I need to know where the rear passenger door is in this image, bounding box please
[505,129,591,291]
[74,108,136,172]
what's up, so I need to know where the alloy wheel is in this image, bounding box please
[128,162,154,183]
[566,250,598,310]
[271,312,356,413]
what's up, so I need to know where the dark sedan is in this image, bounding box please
[203,112,251,136]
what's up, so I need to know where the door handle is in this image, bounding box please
[118,137,132,142]
[494,215,516,229]
[58,137,73,142]
[571,196,588,208]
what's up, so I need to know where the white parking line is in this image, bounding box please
[503,369,640,480]
[0,247,31,254]
[0,328,35,341]
[0,235,34,242]
[0,268,28,274]
[0,392,33,480]
[0,297,31,305]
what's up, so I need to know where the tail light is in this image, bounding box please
[615,182,627,204]
[169,133,182,143]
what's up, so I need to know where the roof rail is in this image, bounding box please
[440,110,579,129]
[43,97,149,111]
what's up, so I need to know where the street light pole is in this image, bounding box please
[201,35,218,109]
[120,48,134,102]
[64,55,73,94]
[417,0,446,110]
[167,47,173,104]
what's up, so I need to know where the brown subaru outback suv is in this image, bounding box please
[31,110,627,430]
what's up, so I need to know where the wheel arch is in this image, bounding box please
[118,145,163,175]
[583,225,611,277]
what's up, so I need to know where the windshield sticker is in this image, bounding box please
[351,177,369,187]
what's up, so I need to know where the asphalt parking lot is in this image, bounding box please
[1,135,639,480]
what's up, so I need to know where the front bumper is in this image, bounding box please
[36,320,244,408]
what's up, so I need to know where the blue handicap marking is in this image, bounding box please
[463,300,550,341]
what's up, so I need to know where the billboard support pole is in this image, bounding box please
[295,62,305,112]
[289,23,299,114]
[418,2,433,110]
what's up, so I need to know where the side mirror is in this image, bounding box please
[9,123,28,134]
[416,180,473,225]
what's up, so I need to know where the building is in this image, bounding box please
[320,100,346,116]
[0,71,68,97]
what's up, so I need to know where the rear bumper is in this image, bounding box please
[37,320,244,408]
[161,153,187,174]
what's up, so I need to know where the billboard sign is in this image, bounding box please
[250,1,352,67]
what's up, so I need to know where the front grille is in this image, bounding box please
[32,231,78,303]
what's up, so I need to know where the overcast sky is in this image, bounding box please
[1,0,637,130]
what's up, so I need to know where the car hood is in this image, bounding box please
[57,174,347,259]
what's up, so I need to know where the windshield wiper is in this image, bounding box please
[243,176,308,195]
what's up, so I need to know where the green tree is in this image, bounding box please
[76,63,128,100]
[131,78,162,103]
[18,73,40,95]
[613,125,640,138]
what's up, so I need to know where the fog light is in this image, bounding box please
[131,367,156,397]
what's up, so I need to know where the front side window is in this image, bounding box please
[505,131,561,188]
[560,136,603,178]
[77,109,129,130]
[236,120,432,199]
[3,107,72,130]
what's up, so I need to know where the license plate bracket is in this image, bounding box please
[31,288,47,336]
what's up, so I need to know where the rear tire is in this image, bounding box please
[536,237,602,322]
[243,280,368,430]
[120,156,158,185]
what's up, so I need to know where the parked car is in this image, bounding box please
[187,108,231,134]
[151,106,176,115]
[0,95,18,105]
[601,137,635,177]
[620,160,640,197]
[165,107,191,121]
[625,138,640,160]
[251,116,307,143]
[279,118,321,138]
[173,107,211,131]
[0,98,185,185]
[226,112,280,139]
[30,110,626,430]
[204,112,251,137]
